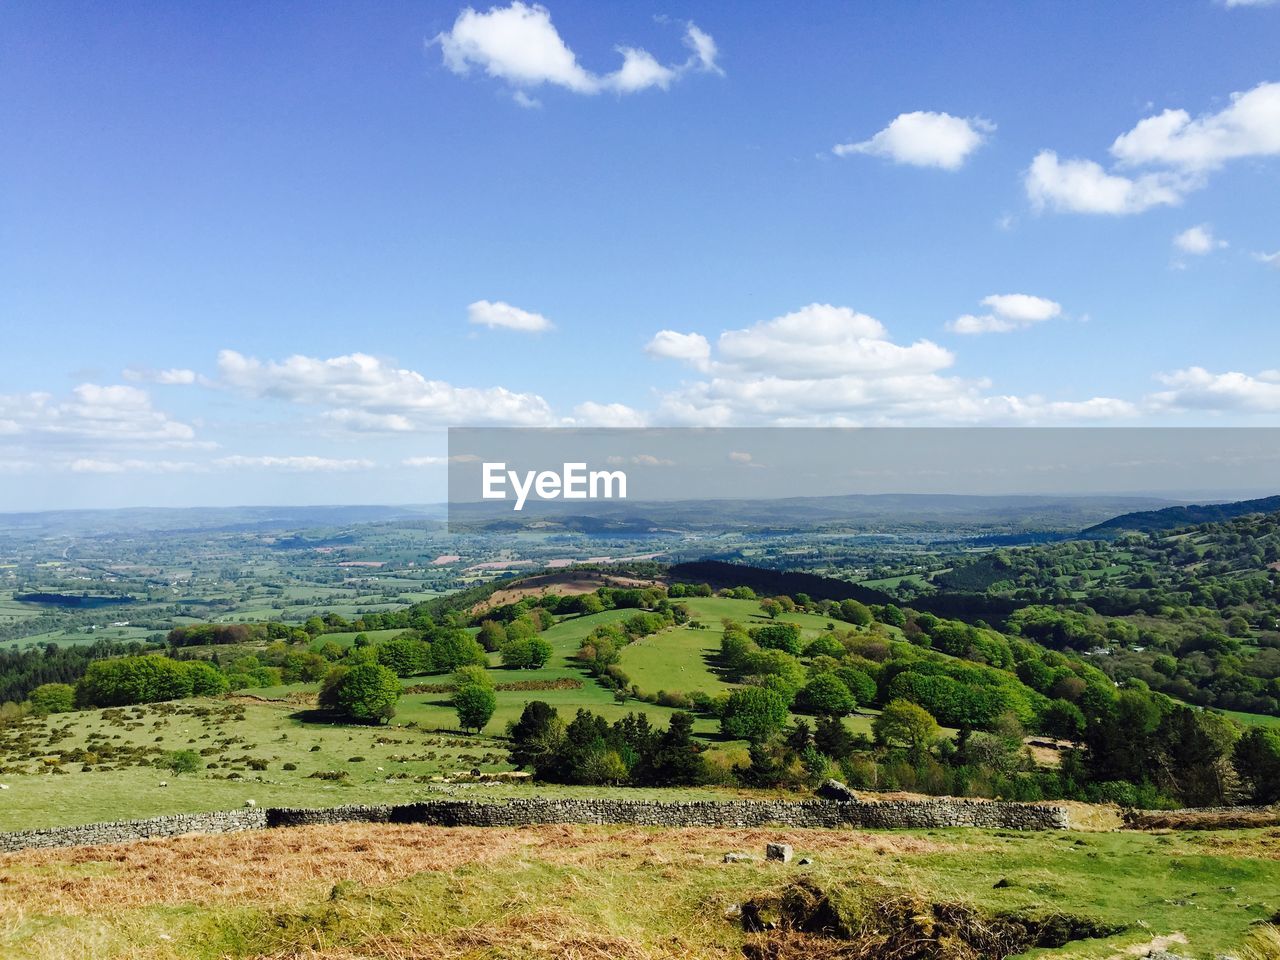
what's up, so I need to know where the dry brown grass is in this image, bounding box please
[0,823,528,916]
[0,822,954,922]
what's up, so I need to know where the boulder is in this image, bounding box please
[765,843,793,863]
[816,778,857,802]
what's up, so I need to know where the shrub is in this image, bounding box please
[165,749,202,776]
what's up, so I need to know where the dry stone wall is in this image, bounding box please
[0,796,1070,853]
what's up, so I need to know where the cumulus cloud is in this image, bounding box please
[1027,82,1280,215]
[1148,367,1280,412]
[949,293,1063,335]
[402,456,449,467]
[644,330,712,370]
[570,401,648,427]
[217,349,553,428]
[834,111,994,170]
[1111,82,1280,171]
[1024,151,1189,214]
[432,3,721,101]
[214,455,375,472]
[123,367,200,385]
[0,384,197,445]
[645,303,1131,425]
[467,299,554,332]
[1173,224,1227,255]
[1252,250,1280,268]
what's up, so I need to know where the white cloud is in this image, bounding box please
[644,330,711,370]
[949,293,1063,335]
[834,111,993,170]
[728,451,753,463]
[0,383,197,445]
[1028,82,1280,216]
[124,367,200,385]
[1111,82,1280,171]
[214,455,375,472]
[1024,151,1189,214]
[570,401,648,427]
[1173,224,1227,255]
[217,349,554,428]
[646,303,1131,426]
[433,3,721,99]
[70,458,199,474]
[402,456,449,467]
[1253,250,1280,268]
[467,299,554,332]
[1223,0,1278,6]
[1148,367,1280,412]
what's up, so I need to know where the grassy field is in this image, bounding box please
[0,820,1276,960]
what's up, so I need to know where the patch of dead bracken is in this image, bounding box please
[0,823,532,916]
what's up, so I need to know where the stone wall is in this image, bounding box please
[0,808,266,853]
[0,796,1069,854]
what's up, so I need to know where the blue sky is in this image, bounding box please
[1,0,1279,509]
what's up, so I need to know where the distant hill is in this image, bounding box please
[1083,494,1280,537]
[668,560,893,605]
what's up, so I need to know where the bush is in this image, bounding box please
[76,655,195,707]
[500,635,553,669]
[165,749,202,776]
[430,631,488,672]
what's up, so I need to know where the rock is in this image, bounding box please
[797,857,813,866]
[815,779,857,802]
[1148,952,1194,960]
[993,877,1012,888]
[765,843,793,863]
[723,852,753,863]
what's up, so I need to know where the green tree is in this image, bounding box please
[476,620,507,652]
[873,699,941,753]
[507,700,565,769]
[430,631,488,672]
[796,672,856,716]
[1233,726,1280,804]
[185,660,230,697]
[376,636,429,677]
[720,687,789,742]
[839,599,873,627]
[330,663,400,723]
[28,682,75,715]
[644,711,707,786]
[454,683,497,733]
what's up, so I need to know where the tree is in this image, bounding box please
[735,739,786,787]
[376,636,429,677]
[644,711,707,786]
[814,715,854,760]
[76,655,195,707]
[839,600,873,627]
[327,663,400,723]
[455,683,497,732]
[1041,698,1086,740]
[430,631,488,672]
[796,673,856,717]
[1233,726,1280,804]
[873,699,940,753]
[477,620,507,652]
[165,749,202,776]
[501,635,552,669]
[507,700,564,769]
[750,623,803,655]
[720,687,789,742]
[28,682,75,715]
[577,594,604,616]
[185,660,230,697]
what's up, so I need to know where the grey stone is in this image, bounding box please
[797,857,813,865]
[816,779,857,802]
[723,853,753,863]
[766,843,793,863]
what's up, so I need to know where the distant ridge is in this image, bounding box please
[1083,494,1280,537]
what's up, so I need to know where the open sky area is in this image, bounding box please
[2,1,1279,508]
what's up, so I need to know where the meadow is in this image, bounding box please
[1,819,1276,960]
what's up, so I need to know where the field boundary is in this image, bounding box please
[0,795,1071,852]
